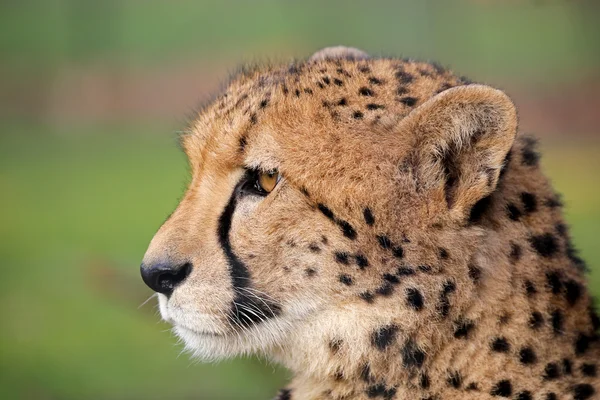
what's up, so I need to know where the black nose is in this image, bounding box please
[140,261,192,296]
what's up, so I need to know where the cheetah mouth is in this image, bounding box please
[175,324,224,338]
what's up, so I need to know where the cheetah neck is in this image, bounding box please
[274,137,599,400]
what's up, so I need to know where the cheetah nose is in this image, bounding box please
[140,261,192,296]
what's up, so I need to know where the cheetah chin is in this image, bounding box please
[142,46,599,399]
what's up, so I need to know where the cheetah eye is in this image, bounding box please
[256,169,280,193]
[240,168,281,196]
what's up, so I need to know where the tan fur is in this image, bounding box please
[143,47,599,400]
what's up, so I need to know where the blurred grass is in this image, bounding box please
[2,0,599,84]
[0,123,598,399]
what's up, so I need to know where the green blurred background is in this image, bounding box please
[1,1,599,399]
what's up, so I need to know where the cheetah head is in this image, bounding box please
[141,48,517,368]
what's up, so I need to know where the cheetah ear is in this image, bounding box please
[309,46,370,62]
[401,84,517,222]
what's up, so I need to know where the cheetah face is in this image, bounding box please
[141,51,517,362]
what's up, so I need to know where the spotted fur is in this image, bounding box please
[142,47,599,400]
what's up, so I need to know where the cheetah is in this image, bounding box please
[141,47,599,400]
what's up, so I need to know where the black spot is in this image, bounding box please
[294,89,300,97]
[543,363,560,380]
[395,70,414,84]
[436,249,448,261]
[506,203,522,221]
[363,208,375,226]
[369,77,383,85]
[555,222,567,237]
[399,97,418,107]
[397,266,415,276]
[360,363,373,382]
[406,288,424,311]
[564,279,582,306]
[376,282,395,297]
[516,391,532,400]
[250,112,258,125]
[335,252,350,265]
[300,186,310,197]
[358,65,371,74]
[377,235,392,249]
[371,325,399,350]
[417,265,432,273]
[529,233,559,258]
[447,371,462,388]
[499,313,511,325]
[524,280,537,296]
[437,82,454,93]
[466,382,480,391]
[339,274,353,286]
[454,318,475,339]
[591,305,600,332]
[572,384,595,400]
[562,358,573,375]
[529,312,544,329]
[333,369,343,381]
[355,254,369,269]
[304,267,317,277]
[239,135,248,152]
[333,78,343,86]
[360,291,375,303]
[366,384,396,400]
[322,76,331,85]
[359,87,374,96]
[546,271,563,294]
[402,338,426,368]
[318,203,335,220]
[521,137,540,166]
[521,192,537,213]
[490,337,511,353]
[366,103,385,110]
[567,243,587,272]
[575,333,591,355]
[337,97,347,106]
[509,243,522,263]
[303,88,313,95]
[396,86,409,96]
[490,380,512,397]
[308,243,321,253]
[419,373,430,389]
[329,338,342,354]
[469,195,492,223]
[551,310,564,334]
[437,281,456,318]
[546,393,557,400]
[276,388,292,400]
[392,246,404,259]
[259,99,269,109]
[443,280,456,294]
[468,265,481,283]
[438,296,451,317]
[545,196,563,208]
[519,347,537,364]
[353,111,364,119]
[282,84,289,95]
[337,219,357,240]
[581,363,597,377]
[379,274,398,285]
